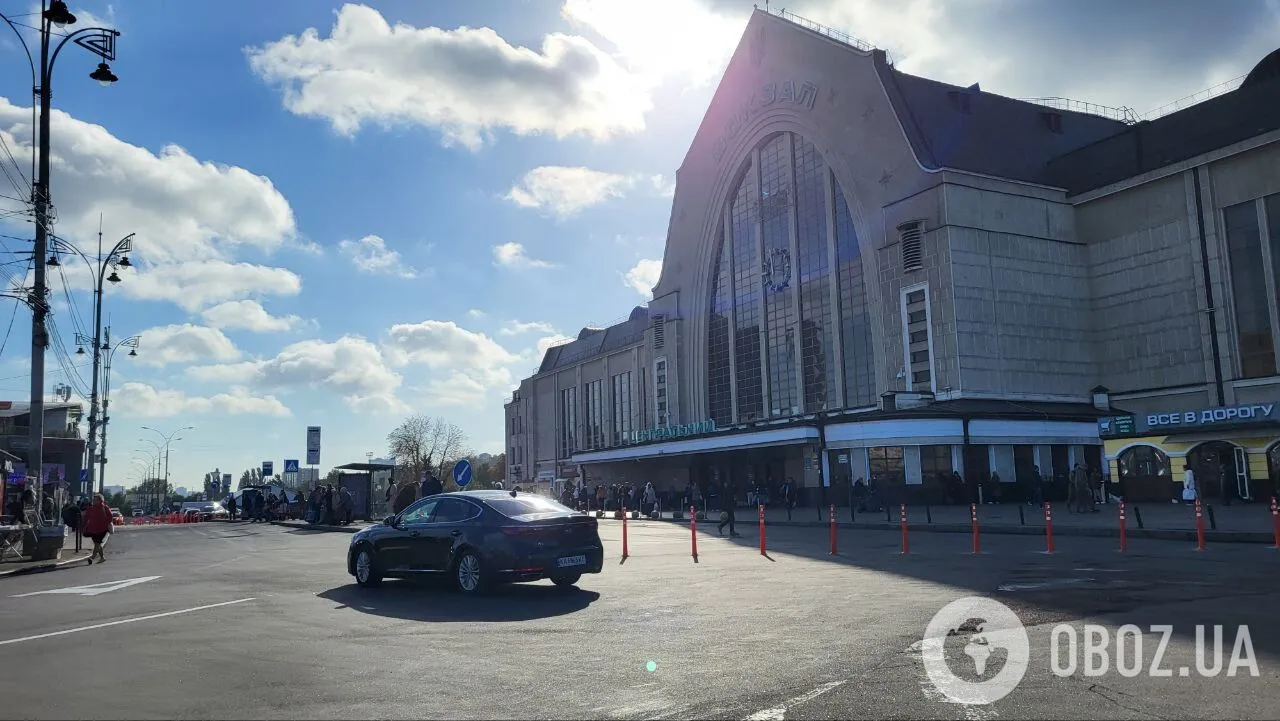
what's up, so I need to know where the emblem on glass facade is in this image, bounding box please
[761,247,792,292]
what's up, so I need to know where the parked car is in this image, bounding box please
[132,509,144,517]
[180,501,229,521]
[347,490,604,594]
[110,508,125,525]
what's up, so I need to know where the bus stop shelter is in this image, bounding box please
[332,462,395,521]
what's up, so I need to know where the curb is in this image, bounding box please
[649,517,1275,545]
[0,552,94,579]
[269,520,364,534]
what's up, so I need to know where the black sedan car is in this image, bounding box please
[347,490,604,594]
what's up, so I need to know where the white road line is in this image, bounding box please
[0,597,256,647]
[743,680,846,721]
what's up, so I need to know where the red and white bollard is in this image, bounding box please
[758,504,767,556]
[1118,501,1127,553]
[900,503,909,555]
[829,504,837,555]
[970,502,980,554]
[1044,501,1055,554]
[1271,497,1279,549]
[1195,498,1206,551]
[690,505,698,560]
[621,506,629,559]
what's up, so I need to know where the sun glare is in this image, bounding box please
[562,0,743,85]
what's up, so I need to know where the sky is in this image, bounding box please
[0,0,1275,492]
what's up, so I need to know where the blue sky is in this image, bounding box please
[0,0,1274,491]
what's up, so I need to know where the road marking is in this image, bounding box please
[11,576,162,598]
[742,680,846,721]
[0,597,255,647]
[996,578,1092,592]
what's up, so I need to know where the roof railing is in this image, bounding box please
[763,6,891,62]
[1018,96,1139,124]
[1138,74,1246,121]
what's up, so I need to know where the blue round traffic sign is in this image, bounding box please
[453,458,473,488]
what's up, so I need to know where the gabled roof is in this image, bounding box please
[537,306,648,374]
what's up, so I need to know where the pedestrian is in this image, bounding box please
[780,477,795,520]
[82,493,113,564]
[227,493,238,521]
[1070,463,1092,513]
[642,482,658,517]
[422,472,443,498]
[340,486,354,525]
[718,476,740,536]
[1180,464,1198,504]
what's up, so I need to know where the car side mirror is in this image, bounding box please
[383,515,397,527]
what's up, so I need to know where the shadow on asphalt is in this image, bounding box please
[317,582,600,623]
[639,518,1280,656]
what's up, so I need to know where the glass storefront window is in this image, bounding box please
[868,446,905,484]
[1116,445,1171,501]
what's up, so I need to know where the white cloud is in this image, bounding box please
[113,382,291,418]
[384,320,519,404]
[135,324,241,367]
[201,300,304,333]
[492,242,554,270]
[115,260,302,312]
[187,335,407,414]
[500,320,557,336]
[0,98,296,264]
[466,309,486,318]
[505,166,643,219]
[246,3,652,149]
[623,258,662,297]
[338,234,417,278]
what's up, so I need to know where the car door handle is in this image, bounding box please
[450,530,461,537]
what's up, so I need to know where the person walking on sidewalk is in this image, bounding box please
[718,476,741,537]
[82,493,113,564]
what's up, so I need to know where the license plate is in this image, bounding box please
[556,555,586,568]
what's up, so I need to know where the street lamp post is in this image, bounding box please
[141,426,193,506]
[0,1,121,512]
[132,449,159,512]
[77,327,139,494]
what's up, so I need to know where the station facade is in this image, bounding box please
[505,9,1280,506]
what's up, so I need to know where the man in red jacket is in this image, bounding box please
[81,493,114,564]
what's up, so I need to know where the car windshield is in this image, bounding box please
[485,495,575,519]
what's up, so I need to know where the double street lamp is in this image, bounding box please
[54,230,136,495]
[141,426,193,504]
[0,1,121,508]
[77,326,139,494]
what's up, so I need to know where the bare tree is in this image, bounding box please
[387,414,471,488]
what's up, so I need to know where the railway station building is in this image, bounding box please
[505,8,1280,507]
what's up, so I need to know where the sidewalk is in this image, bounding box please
[0,548,93,578]
[269,519,371,534]
[625,500,1279,544]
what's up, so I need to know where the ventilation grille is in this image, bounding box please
[899,221,924,271]
[651,313,666,349]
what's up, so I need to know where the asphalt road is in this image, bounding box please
[1,517,1278,719]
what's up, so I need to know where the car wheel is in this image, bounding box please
[454,550,485,595]
[551,573,581,588]
[354,547,382,588]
